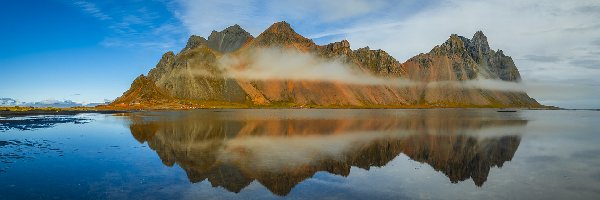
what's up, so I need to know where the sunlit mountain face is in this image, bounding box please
[127,109,525,196]
[105,22,542,110]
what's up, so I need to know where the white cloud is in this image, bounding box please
[266,0,388,22]
[216,48,413,86]
[211,47,529,92]
[74,1,111,21]
[72,1,187,50]
[175,0,264,36]
[174,0,393,36]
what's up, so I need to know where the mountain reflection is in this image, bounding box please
[127,109,526,196]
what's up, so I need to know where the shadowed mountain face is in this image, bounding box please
[127,109,525,195]
[108,22,541,109]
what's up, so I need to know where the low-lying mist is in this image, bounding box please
[217,48,410,85]
[210,47,528,92]
[427,79,526,92]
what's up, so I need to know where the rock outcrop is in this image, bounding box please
[248,21,317,50]
[111,75,186,109]
[206,24,253,53]
[405,32,521,82]
[109,21,542,109]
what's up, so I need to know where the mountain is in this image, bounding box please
[0,98,20,106]
[206,24,254,53]
[24,100,83,108]
[1,98,111,108]
[110,75,187,109]
[0,98,82,108]
[106,21,542,109]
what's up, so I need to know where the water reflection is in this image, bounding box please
[127,109,526,196]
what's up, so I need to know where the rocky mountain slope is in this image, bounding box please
[107,21,541,109]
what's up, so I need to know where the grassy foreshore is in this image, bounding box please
[0,106,127,118]
[98,99,559,110]
[0,103,562,118]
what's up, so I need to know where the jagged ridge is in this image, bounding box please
[110,21,542,109]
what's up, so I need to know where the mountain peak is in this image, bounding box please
[250,21,316,49]
[262,21,300,37]
[471,30,490,54]
[226,24,243,30]
[430,34,469,55]
[473,30,486,39]
[110,74,177,108]
[206,24,253,53]
[182,35,208,52]
[268,21,292,30]
[213,24,249,35]
[450,34,469,43]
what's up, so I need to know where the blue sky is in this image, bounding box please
[1,0,599,108]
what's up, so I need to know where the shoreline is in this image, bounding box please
[0,107,129,118]
[0,105,569,118]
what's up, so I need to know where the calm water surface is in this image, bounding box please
[0,109,599,199]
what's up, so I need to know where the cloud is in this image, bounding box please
[73,1,186,50]
[570,59,600,69]
[173,0,408,37]
[266,0,388,22]
[522,82,600,109]
[307,22,404,39]
[337,0,600,61]
[174,0,263,36]
[522,55,561,63]
[74,1,111,20]
[592,39,600,46]
[427,79,525,92]
[216,48,414,86]
[210,47,528,93]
